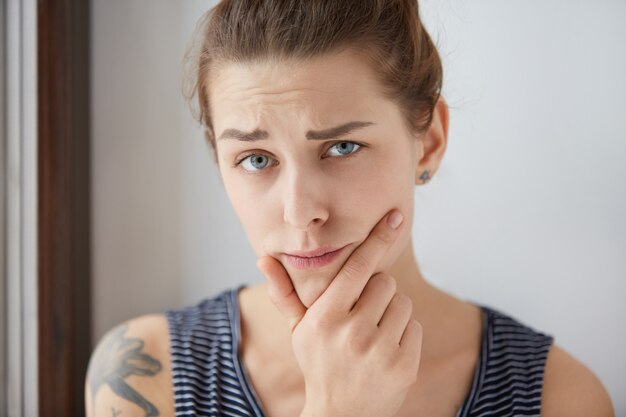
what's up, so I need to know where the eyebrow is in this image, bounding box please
[217,121,375,142]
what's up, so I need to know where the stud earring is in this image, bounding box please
[419,170,431,184]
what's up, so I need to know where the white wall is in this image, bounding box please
[91,0,625,410]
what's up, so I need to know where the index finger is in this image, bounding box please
[318,209,404,314]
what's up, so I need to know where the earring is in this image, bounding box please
[419,170,431,184]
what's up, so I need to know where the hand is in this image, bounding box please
[257,209,423,417]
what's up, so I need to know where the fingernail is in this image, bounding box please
[387,210,403,229]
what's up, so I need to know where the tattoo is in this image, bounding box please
[419,170,431,184]
[87,323,162,416]
[111,407,122,417]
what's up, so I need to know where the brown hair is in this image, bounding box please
[183,0,443,162]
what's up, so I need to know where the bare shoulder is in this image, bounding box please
[85,313,174,417]
[541,342,615,417]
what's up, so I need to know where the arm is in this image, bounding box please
[541,343,615,417]
[84,314,175,417]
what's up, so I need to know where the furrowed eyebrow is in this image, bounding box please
[306,121,375,140]
[217,121,375,142]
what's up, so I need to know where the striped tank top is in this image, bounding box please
[164,284,554,417]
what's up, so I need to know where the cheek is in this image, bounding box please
[221,176,270,256]
[345,155,416,269]
[343,152,415,218]
[220,145,416,259]
[236,205,266,255]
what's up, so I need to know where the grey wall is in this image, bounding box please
[91,0,626,410]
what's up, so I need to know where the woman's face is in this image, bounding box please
[210,49,424,307]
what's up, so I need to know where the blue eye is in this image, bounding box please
[326,141,361,157]
[235,141,363,173]
[239,154,274,172]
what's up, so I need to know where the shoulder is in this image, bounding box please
[84,313,174,417]
[541,342,615,417]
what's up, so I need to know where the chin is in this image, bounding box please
[289,270,336,308]
[282,246,359,308]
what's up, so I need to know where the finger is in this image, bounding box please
[349,273,397,326]
[320,209,403,314]
[256,256,307,333]
[399,319,423,367]
[396,319,422,386]
[378,293,413,345]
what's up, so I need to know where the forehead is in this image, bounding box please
[208,50,391,133]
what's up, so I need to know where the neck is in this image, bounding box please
[386,237,454,323]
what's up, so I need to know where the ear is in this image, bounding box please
[414,96,449,185]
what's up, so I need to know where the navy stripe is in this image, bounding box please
[164,286,553,417]
[462,306,554,417]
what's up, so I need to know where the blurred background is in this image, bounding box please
[91,0,625,410]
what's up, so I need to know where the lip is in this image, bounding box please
[285,245,343,258]
[284,245,348,270]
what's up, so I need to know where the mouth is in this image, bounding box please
[283,245,348,270]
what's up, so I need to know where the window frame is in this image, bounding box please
[4,0,38,416]
[37,0,91,415]
[2,0,91,415]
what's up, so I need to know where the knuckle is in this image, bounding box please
[393,355,418,384]
[371,273,396,292]
[396,333,421,379]
[411,318,423,335]
[384,274,398,292]
[390,351,408,372]
[393,293,413,312]
[308,310,334,333]
[402,363,419,385]
[344,323,371,354]
[267,290,282,307]
[372,226,395,246]
[343,252,369,278]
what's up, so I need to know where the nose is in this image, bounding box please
[282,167,329,230]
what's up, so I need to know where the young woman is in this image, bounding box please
[85,1,614,416]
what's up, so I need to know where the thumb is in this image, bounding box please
[256,255,307,333]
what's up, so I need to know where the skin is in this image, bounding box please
[86,323,162,416]
[210,49,482,416]
[85,315,175,417]
[209,48,616,415]
[257,211,423,417]
[84,48,615,416]
[211,49,447,317]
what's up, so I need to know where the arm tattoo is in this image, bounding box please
[87,323,162,416]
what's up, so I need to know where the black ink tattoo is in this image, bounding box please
[87,323,162,416]
[419,170,431,184]
[111,407,122,417]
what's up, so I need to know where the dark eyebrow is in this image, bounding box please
[217,121,375,142]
